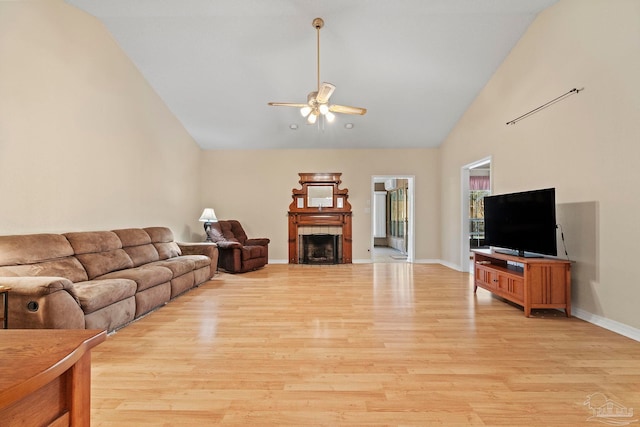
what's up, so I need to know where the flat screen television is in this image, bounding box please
[483,188,557,257]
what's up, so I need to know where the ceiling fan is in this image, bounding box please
[268,17,367,124]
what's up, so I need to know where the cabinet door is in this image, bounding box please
[497,274,524,301]
[475,265,496,290]
[509,277,524,300]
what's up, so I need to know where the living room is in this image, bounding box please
[2,0,639,424]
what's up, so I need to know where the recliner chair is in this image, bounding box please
[207,220,270,273]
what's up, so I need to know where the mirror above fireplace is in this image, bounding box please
[307,185,333,208]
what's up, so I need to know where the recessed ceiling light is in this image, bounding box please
[289,124,298,130]
[345,123,354,129]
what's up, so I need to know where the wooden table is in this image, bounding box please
[0,329,106,427]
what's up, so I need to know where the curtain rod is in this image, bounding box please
[506,87,584,125]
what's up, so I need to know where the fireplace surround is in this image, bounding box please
[288,173,352,264]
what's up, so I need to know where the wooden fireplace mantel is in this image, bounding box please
[288,173,352,264]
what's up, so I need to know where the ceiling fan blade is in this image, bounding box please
[316,82,336,104]
[329,104,367,115]
[268,102,308,108]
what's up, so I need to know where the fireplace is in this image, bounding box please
[288,173,353,264]
[300,234,341,264]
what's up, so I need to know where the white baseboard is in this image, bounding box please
[425,259,462,271]
[354,258,450,265]
[572,308,640,342]
[412,258,441,264]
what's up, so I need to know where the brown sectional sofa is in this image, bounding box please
[0,227,218,332]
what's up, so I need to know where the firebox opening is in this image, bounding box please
[300,234,341,265]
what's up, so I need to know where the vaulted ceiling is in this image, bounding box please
[65,0,558,150]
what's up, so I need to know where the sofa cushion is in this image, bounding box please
[208,222,239,244]
[242,245,267,260]
[65,231,122,254]
[149,257,194,277]
[65,231,134,279]
[144,227,174,243]
[154,242,181,260]
[144,227,181,260]
[71,278,137,314]
[97,265,173,292]
[122,244,160,267]
[227,220,248,244]
[180,254,212,270]
[75,250,134,280]
[0,233,74,266]
[112,228,151,247]
[113,228,160,267]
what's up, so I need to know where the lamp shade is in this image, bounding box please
[198,208,218,223]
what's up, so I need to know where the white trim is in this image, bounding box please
[436,260,463,271]
[572,308,640,342]
[412,258,444,265]
[370,175,416,263]
[460,156,492,273]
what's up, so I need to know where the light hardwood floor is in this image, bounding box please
[91,264,640,426]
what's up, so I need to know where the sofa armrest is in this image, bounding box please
[177,242,219,276]
[1,276,85,329]
[245,238,270,246]
[0,276,75,297]
[177,242,218,259]
[215,241,243,250]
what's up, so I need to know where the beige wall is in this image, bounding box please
[200,149,440,262]
[0,1,202,240]
[440,0,640,328]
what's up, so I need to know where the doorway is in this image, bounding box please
[460,158,491,272]
[370,176,415,263]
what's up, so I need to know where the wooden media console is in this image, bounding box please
[473,249,571,317]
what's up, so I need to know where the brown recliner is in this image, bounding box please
[207,220,270,273]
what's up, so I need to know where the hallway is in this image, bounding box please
[371,246,408,263]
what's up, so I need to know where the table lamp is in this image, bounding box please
[198,208,218,242]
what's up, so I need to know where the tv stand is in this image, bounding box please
[473,249,571,317]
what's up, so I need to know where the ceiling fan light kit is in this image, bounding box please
[268,17,367,126]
